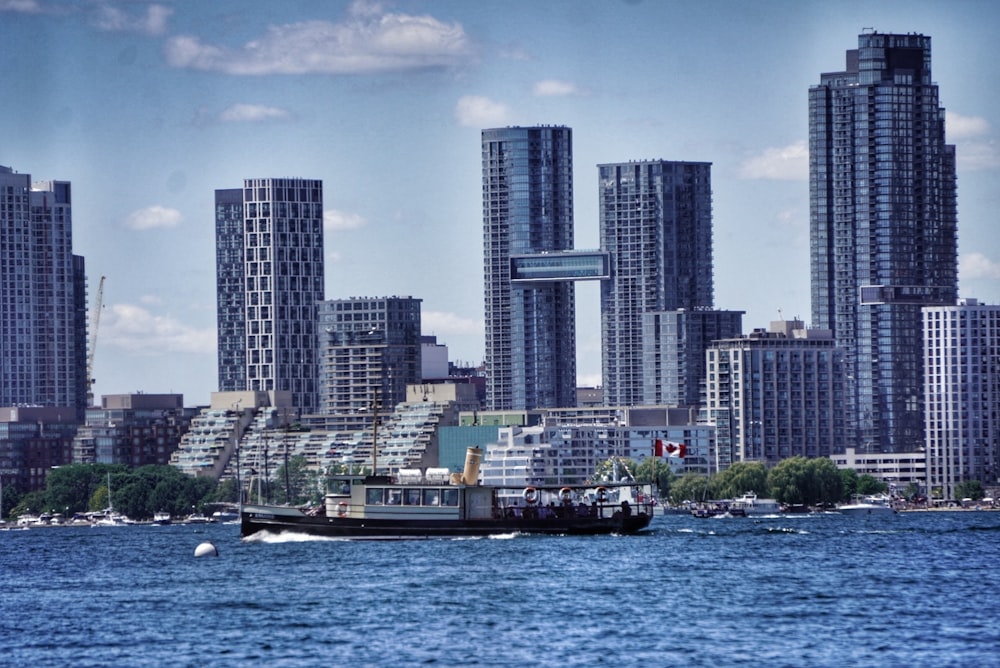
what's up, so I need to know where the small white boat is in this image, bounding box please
[838,495,896,516]
[153,511,172,526]
[729,492,783,516]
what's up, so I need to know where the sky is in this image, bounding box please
[2,0,999,407]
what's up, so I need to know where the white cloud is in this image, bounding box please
[219,103,291,123]
[422,310,482,336]
[738,140,808,181]
[164,4,470,75]
[324,209,367,231]
[125,205,182,230]
[102,303,215,355]
[533,79,583,97]
[95,3,172,35]
[946,111,990,139]
[960,252,1000,280]
[454,95,509,127]
[0,0,43,13]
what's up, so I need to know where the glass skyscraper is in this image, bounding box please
[598,160,714,407]
[809,32,957,453]
[0,165,88,419]
[481,126,576,410]
[215,178,325,415]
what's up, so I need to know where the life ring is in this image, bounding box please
[337,502,348,518]
[596,487,608,503]
[559,487,573,503]
[522,487,539,505]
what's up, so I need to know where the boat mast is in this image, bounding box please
[370,391,379,475]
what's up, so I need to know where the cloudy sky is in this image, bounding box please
[2,0,998,406]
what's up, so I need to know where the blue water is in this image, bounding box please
[1,512,997,667]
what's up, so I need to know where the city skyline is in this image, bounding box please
[2,1,998,406]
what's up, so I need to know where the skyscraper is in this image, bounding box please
[215,178,325,414]
[809,32,957,453]
[482,126,576,410]
[598,160,714,407]
[0,165,88,418]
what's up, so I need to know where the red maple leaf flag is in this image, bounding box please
[664,442,687,458]
[654,439,664,457]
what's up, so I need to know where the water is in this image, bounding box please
[2,512,997,667]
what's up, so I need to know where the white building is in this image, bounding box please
[923,299,1000,500]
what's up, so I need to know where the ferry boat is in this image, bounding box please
[240,448,654,539]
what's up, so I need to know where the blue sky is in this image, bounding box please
[2,0,998,407]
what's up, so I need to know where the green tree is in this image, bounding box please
[856,474,887,496]
[272,455,314,505]
[633,457,676,500]
[954,480,984,501]
[11,490,46,518]
[839,468,859,499]
[714,462,768,500]
[670,473,713,505]
[767,457,843,506]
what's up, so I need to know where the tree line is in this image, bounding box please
[624,456,903,506]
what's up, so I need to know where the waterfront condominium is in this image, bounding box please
[215,178,325,415]
[481,126,576,411]
[598,160,714,407]
[705,320,846,470]
[315,296,423,432]
[0,165,88,419]
[809,32,957,453]
[923,299,1000,500]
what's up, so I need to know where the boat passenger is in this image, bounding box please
[621,500,632,517]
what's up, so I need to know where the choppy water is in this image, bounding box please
[1,511,998,667]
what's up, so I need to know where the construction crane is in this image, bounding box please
[86,275,105,407]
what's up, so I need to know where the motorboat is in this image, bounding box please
[153,511,172,525]
[838,495,896,516]
[729,492,783,516]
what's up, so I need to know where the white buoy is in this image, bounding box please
[194,541,219,557]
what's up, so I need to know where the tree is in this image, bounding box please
[954,480,984,501]
[633,457,676,500]
[714,462,768,500]
[670,473,712,505]
[839,468,859,499]
[272,455,314,505]
[768,457,843,506]
[856,474,887,496]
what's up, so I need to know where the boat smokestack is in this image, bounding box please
[462,447,482,485]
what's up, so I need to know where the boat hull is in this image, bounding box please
[241,504,651,539]
[838,504,895,516]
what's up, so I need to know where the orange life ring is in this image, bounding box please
[337,502,348,518]
[559,487,573,503]
[522,487,539,505]
[596,487,608,503]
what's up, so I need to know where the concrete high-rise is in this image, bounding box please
[316,296,422,431]
[0,165,88,419]
[706,320,846,470]
[598,160,714,407]
[481,126,576,410]
[923,299,1000,500]
[809,32,957,453]
[215,178,324,415]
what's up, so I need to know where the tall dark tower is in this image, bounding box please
[809,32,958,452]
[481,126,576,410]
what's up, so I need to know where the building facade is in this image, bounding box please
[314,296,422,431]
[215,178,324,415]
[0,166,88,419]
[482,126,576,411]
[809,32,958,453]
[923,299,1000,500]
[73,394,196,467]
[706,320,846,470]
[641,309,743,407]
[598,160,714,407]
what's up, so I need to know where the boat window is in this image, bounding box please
[366,488,384,505]
[386,489,402,505]
[404,489,421,506]
[441,488,459,507]
[423,489,440,506]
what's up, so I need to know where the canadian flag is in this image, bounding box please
[655,439,686,458]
